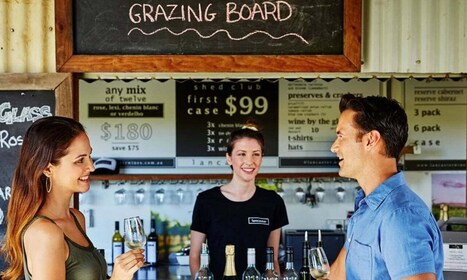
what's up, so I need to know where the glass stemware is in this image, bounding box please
[123,216,147,250]
[309,247,330,279]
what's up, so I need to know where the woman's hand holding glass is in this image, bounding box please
[111,217,146,280]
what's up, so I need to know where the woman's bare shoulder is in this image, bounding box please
[23,217,64,243]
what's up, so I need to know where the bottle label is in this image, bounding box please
[147,241,157,263]
[112,242,123,262]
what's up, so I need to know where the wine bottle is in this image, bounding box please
[146,218,159,266]
[242,248,260,280]
[298,231,311,280]
[442,204,452,230]
[195,243,214,280]
[141,219,148,262]
[317,229,322,248]
[111,221,124,264]
[261,247,279,280]
[282,247,298,280]
[436,203,446,228]
[223,244,238,280]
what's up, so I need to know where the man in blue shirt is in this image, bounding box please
[328,94,444,280]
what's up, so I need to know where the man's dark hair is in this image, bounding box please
[339,94,408,159]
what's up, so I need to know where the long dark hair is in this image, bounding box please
[1,116,86,280]
[339,93,408,159]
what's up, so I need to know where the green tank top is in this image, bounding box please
[21,212,108,280]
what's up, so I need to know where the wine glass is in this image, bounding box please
[123,216,147,250]
[309,247,330,279]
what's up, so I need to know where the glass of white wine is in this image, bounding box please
[309,247,330,279]
[123,216,147,250]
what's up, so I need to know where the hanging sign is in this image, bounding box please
[79,80,177,170]
[404,80,466,170]
[79,78,381,174]
[278,78,381,168]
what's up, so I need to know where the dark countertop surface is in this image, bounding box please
[109,264,191,280]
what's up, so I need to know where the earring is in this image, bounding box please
[46,177,52,193]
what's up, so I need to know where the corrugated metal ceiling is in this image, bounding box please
[0,0,465,76]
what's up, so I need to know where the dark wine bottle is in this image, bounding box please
[298,231,311,280]
[261,247,279,280]
[146,218,159,266]
[282,246,298,280]
[223,244,238,280]
[140,219,147,262]
[317,229,323,248]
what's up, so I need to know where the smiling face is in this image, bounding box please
[330,109,367,180]
[46,132,95,194]
[226,137,263,183]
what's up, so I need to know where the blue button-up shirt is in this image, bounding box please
[345,172,444,279]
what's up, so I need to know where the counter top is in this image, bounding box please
[109,264,192,280]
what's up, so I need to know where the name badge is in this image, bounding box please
[248,217,269,225]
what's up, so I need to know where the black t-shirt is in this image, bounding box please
[191,186,289,279]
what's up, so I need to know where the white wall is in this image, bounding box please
[81,175,435,264]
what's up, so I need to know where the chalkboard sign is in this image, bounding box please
[56,0,361,72]
[74,0,343,56]
[0,73,72,271]
[176,80,279,157]
[79,78,382,174]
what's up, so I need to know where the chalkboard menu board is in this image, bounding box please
[56,0,361,72]
[0,73,72,270]
[0,91,55,270]
[176,80,279,157]
[74,0,343,56]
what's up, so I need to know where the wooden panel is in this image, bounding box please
[55,0,361,72]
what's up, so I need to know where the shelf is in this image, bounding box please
[90,172,340,182]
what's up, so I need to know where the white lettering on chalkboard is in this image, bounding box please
[0,130,23,149]
[0,102,52,124]
[225,1,292,23]
[0,186,11,202]
[128,1,309,44]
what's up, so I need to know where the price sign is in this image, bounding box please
[405,79,466,170]
[79,80,176,168]
[100,122,153,142]
[175,80,279,158]
[224,95,269,116]
[278,78,381,168]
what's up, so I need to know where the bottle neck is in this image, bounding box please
[200,253,209,267]
[247,253,256,267]
[302,242,310,266]
[285,251,294,269]
[224,254,236,276]
[265,252,274,270]
[265,261,275,271]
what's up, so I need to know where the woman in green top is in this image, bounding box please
[1,116,145,280]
